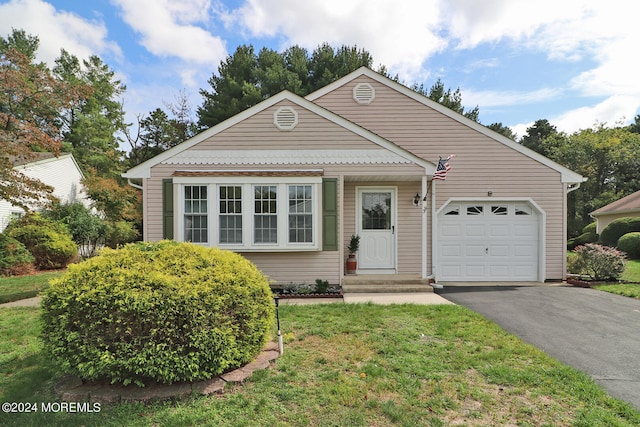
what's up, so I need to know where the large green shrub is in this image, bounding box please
[567,221,598,250]
[0,233,35,276]
[617,232,640,259]
[572,243,626,281]
[5,213,77,269]
[599,217,640,247]
[45,202,107,257]
[41,240,275,386]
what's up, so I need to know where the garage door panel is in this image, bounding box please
[465,245,486,257]
[488,265,510,279]
[438,202,540,281]
[440,224,462,238]
[488,223,510,237]
[465,224,486,237]
[441,244,462,257]
[514,244,535,257]
[464,265,486,279]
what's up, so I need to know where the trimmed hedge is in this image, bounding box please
[599,217,640,247]
[4,213,77,269]
[41,241,275,386]
[618,232,640,259]
[568,222,598,250]
[0,233,35,276]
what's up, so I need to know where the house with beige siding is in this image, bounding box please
[590,189,640,234]
[123,67,584,284]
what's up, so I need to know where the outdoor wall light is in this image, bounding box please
[413,193,421,206]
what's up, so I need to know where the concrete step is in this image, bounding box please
[343,283,434,293]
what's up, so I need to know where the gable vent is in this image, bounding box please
[353,83,375,104]
[274,106,298,131]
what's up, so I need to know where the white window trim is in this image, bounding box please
[174,176,321,251]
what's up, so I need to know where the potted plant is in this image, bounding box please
[346,234,360,274]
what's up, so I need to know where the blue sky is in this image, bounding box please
[1,0,639,138]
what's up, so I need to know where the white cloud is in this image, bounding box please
[112,0,227,66]
[229,0,447,79]
[0,0,121,65]
[553,96,640,133]
[464,87,557,108]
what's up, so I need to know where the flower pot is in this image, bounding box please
[346,254,357,274]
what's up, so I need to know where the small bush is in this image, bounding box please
[45,202,106,257]
[0,234,35,276]
[572,243,626,281]
[617,232,640,259]
[41,240,274,386]
[5,213,77,269]
[599,217,640,247]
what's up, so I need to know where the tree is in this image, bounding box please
[54,51,126,177]
[519,119,559,156]
[1,30,88,210]
[197,43,373,129]
[545,125,640,236]
[412,79,480,122]
[486,122,516,140]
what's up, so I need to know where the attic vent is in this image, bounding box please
[353,83,375,104]
[274,106,298,131]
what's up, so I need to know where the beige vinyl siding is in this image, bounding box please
[194,101,379,151]
[315,76,566,280]
[595,212,640,234]
[240,251,341,285]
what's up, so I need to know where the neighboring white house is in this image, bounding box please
[0,153,89,232]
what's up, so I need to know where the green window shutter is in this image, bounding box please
[162,179,174,240]
[322,178,338,251]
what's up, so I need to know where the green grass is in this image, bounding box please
[595,259,640,299]
[1,304,638,426]
[0,271,63,304]
[621,259,640,282]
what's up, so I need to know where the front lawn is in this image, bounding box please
[0,271,64,304]
[594,259,640,299]
[1,304,638,426]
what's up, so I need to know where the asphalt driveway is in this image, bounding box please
[435,284,640,410]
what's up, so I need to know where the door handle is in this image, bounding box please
[392,225,395,234]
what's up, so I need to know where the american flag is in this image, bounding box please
[433,155,454,180]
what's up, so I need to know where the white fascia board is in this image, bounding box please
[307,67,586,184]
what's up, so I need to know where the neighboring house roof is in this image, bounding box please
[591,190,640,216]
[307,67,586,185]
[12,153,85,179]
[123,90,435,179]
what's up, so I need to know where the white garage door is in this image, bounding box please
[438,202,540,281]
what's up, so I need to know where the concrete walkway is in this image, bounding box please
[1,293,453,308]
[278,292,452,305]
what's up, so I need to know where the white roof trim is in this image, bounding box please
[163,149,413,166]
[307,67,586,184]
[123,90,434,179]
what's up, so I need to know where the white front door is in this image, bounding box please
[357,188,396,271]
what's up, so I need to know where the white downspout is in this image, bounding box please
[431,178,437,283]
[421,174,428,279]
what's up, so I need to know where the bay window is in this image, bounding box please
[176,177,320,251]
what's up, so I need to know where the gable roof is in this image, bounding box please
[307,67,586,185]
[123,90,434,179]
[591,190,640,216]
[12,153,85,179]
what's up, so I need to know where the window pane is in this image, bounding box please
[219,186,242,244]
[289,185,313,243]
[362,192,391,230]
[184,186,208,242]
[254,186,277,243]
